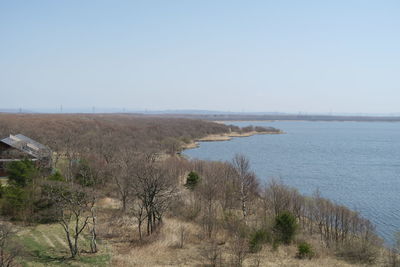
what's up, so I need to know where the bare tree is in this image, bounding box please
[387,232,400,267]
[265,178,292,217]
[201,239,223,267]
[45,182,95,258]
[178,225,187,249]
[162,137,181,156]
[130,199,146,241]
[0,223,20,267]
[112,148,138,212]
[230,232,249,267]
[130,153,177,236]
[59,132,81,182]
[231,154,258,225]
[89,204,98,253]
[72,154,105,253]
[198,163,221,238]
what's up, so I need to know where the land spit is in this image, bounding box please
[182,130,284,150]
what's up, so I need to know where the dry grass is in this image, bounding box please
[9,198,372,266]
[110,218,204,266]
[103,213,363,267]
[91,196,369,266]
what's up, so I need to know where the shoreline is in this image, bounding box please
[181,130,283,150]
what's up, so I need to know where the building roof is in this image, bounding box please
[0,134,51,159]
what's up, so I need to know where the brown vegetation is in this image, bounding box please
[0,113,241,154]
[0,113,392,266]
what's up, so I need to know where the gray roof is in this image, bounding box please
[1,134,51,159]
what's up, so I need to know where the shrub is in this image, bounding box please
[337,239,380,264]
[0,185,28,219]
[249,229,271,253]
[230,232,250,267]
[185,171,200,190]
[49,170,64,182]
[6,159,37,187]
[297,242,314,259]
[73,160,99,187]
[273,211,297,245]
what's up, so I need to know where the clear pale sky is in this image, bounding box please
[1,1,399,113]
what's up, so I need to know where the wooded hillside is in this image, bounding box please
[0,114,393,267]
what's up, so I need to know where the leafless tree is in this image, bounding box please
[218,165,237,212]
[201,239,223,267]
[178,225,187,248]
[387,233,400,267]
[112,148,139,212]
[45,182,95,258]
[72,154,105,253]
[130,199,146,241]
[89,204,98,253]
[231,154,258,225]
[230,232,249,267]
[162,137,181,155]
[264,178,292,217]
[130,153,177,236]
[0,223,20,267]
[198,163,222,238]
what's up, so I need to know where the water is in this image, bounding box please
[183,121,400,244]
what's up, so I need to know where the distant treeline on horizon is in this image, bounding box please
[157,114,400,122]
[1,110,400,122]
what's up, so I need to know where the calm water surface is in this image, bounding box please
[183,121,400,244]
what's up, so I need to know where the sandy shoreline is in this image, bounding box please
[181,130,283,150]
[212,120,275,124]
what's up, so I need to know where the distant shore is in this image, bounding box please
[160,113,400,122]
[212,120,275,124]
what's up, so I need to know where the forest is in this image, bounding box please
[0,113,396,266]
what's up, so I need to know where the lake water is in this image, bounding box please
[183,121,400,244]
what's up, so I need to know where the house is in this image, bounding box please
[0,134,52,176]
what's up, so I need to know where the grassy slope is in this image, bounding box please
[10,192,369,267]
[110,216,362,267]
[15,223,110,267]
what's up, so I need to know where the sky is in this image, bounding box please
[0,0,399,114]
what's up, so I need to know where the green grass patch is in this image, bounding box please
[16,223,111,266]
